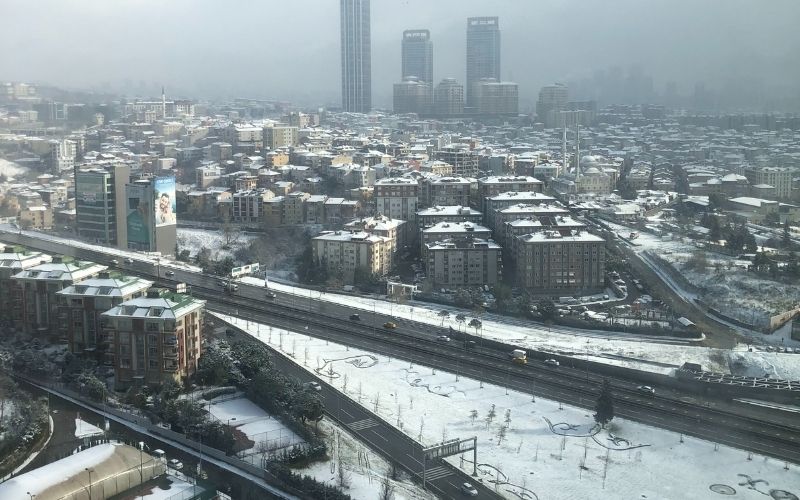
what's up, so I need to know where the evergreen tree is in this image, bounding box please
[783,220,792,249]
[594,379,615,428]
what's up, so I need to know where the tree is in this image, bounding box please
[468,318,482,337]
[537,299,557,322]
[378,473,395,500]
[751,252,771,273]
[708,192,726,211]
[493,284,513,312]
[685,251,709,272]
[469,409,478,425]
[594,379,615,428]
[787,252,800,278]
[455,314,467,332]
[438,309,450,327]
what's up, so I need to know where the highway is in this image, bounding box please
[3,230,800,469]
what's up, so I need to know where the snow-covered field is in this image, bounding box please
[205,394,303,455]
[140,474,203,500]
[177,228,256,260]
[214,314,800,500]
[240,277,800,381]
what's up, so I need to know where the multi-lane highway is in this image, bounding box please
[3,230,800,469]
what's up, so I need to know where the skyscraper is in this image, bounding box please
[340,0,371,113]
[465,17,500,109]
[401,29,433,84]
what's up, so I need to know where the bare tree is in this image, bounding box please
[497,425,507,445]
[378,472,395,500]
[469,409,478,425]
[337,459,351,489]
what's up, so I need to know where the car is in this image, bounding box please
[544,358,560,367]
[349,313,361,321]
[165,270,175,277]
[383,321,397,329]
[460,482,478,496]
[110,259,119,265]
[637,385,656,395]
[436,335,451,342]
[465,340,477,349]
[125,258,134,264]
[265,291,276,299]
[303,381,322,392]
[168,458,184,470]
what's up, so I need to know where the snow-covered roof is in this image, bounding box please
[58,275,152,298]
[416,205,482,216]
[422,221,492,234]
[13,260,107,282]
[102,291,204,320]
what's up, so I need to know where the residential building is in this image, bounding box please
[420,221,492,258]
[744,166,793,200]
[514,230,605,294]
[57,272,152,355]
[19,205,53,230]
[340,0,372,112]
[426,237,502,287]
[536,83,569,128]
[416,205,483,229]
[0,248,51,330]
[311,231,393,283]
[344,214,406,259]
[284,191,310,224]
[101,289,205,389]
[13,257,107,339]
[422,176,472,208]
[465,16,501,109]
[478,176,543,211]
[374,177,419,224]
[401,29,433,83]
[491,203,569,231]
[263,125,299,150]
[232,189,274,224]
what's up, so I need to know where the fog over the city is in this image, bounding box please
[2,0,798,110]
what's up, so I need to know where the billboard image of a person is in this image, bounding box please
[153,176,176,226]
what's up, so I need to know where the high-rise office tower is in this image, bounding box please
[434,78,465,117]
[340,0,371,113]
[401,29,433,84]
[75,164,131,248]
[465,17,500,109]
[536,83,569,127]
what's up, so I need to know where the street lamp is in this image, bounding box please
[85,467,94,500]
[139,441,145,495]
[227,417,237,427]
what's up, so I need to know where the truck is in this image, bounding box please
[509,349,527,364]
[628,231,640,240]
[222,281,239,293]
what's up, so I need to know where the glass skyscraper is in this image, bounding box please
[340,0,371,113]
[465,16,500,109]
[401,29,433,84]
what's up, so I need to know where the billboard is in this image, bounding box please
[77,174,105,204]
[126,184,151,248]
[154,176,176,227]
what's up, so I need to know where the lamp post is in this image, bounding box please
[85,467,94,500]
[138,441,145,497]
[26,493,35,500]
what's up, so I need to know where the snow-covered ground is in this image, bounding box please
[613,218,800,333]
[0,158,27,180]
[74,416,104,438]
[205,394,303,455]
[215,314,800,500]
[140,474,204,500]
[240,277,800,381]
[177,228,256,260]
[303,418,434,500]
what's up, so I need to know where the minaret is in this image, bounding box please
[161,86,166,118]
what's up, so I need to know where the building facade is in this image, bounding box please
[465,16,500,109]
[426,237,502,287]
[75,165,131,248]
[434,78,464,117]
[101,289,205,389]
[340,0,372,113]
[514,230,605,294]
[401,29,433,84]
[311,231,392,283]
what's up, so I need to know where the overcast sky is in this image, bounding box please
[1,0,798,109]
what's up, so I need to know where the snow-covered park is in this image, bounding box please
[240,277,800,381]
[214,313,800,500]
[177,228,256,260]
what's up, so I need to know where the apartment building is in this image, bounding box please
[13,257,107,339]
[344,214,406,260]
[434,144,479,177]
[416,205,483,229]
[420,221,492,258]
[262,125,299,150]
[284,191,310,224]
[57,273,152,355]
[477,176,543,207]
[375,177,419,225]
[311,231,393,283]
[231,189,274,224]
[422,176,472,208]
[744,166,794,200]
[101,289,205,389]
[514,230,605,294]
[0,248,51,330]
[425,237,502,287]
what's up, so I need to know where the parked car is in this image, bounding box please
[383,321,397,329]
[544,358,560,367]
[168,458,184,470]
[349,314,361,321]
[460,482,478,496]
[303,381,322,392]
[637,385,655,395]
[110,259,119,265]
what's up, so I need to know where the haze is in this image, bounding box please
[2,0,798,110]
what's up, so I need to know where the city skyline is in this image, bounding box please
[1,0,799,111]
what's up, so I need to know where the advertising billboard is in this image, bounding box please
[77,173,105,204]
[126,184,151,248]
[154,176,176,227]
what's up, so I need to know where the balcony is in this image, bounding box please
[163,347,178,358]
[163,335,178,346]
